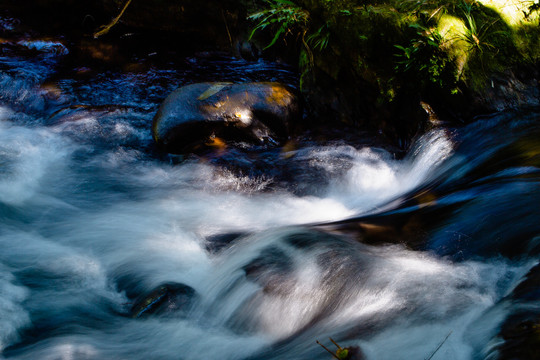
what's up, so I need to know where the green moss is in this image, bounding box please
[513,22,540,62]
[249,0,538,126]
[298,1,415,101]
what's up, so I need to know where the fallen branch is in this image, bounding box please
[94,0,133,38]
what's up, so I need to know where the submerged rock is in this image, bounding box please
[130,282,197,318]
[152,82,299,154]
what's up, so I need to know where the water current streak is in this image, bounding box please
[1,14,540,360]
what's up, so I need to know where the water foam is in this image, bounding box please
[1,99,530,360]
[0,121,74,206]
[0,267,30,353]
[324,129,454,213]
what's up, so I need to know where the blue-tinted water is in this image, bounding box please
[1,14,539,360]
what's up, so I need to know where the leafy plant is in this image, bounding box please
[458,1,502,54]
[248,0,309,49]
[306,24,331,51]
[248,0,335,90]
[394,23,457,90]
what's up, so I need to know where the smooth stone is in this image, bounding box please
[152,82,299,154]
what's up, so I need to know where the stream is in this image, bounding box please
[1,14,539,360]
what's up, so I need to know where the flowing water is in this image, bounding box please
[1,14,539,360]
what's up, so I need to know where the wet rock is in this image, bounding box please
[130,282,197,318]
[205,232,247,254]
[471,66,540,114]
[152,82,299,154]
[496,314,540,360]
[237,40,260,61]
[429,65,540,123]
[490,263,540,359]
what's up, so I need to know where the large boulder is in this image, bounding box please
[152,82,299,154]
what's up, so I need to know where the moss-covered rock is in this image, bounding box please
[249,0,540,147]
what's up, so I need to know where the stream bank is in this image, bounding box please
[4,0,539,152]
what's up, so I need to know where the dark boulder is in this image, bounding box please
[489,263,540,359]
[152,82,299,154]
[130,282,197,318]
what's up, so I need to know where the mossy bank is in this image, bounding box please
[249,0,540,147]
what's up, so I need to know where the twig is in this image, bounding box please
[329,338,343,350]
[94,0,133,39]
[317,340,341,360]
[425,331,452,360]
[221,9,233,49]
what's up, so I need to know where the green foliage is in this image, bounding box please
[450,0,519,89]
[510,0,540,62]
[248,0,309,49]
[248,0,335,52]
[335,347,349,359]
[248,0,337,91]
[249,0,537,114]
[298,48,310,89]
[458,1,505,54]
[394,24,458,90]
[306,24,331,51]
[513,23,540,62]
